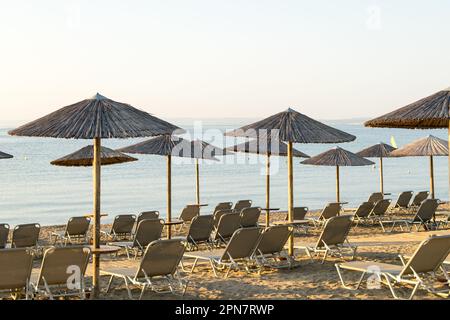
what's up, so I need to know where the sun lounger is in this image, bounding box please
[178,205,200,227]
[296,215,356,264]
[136,211,159,224]
[182,215,214,250]
[367,199,392,232]
[367,192,384,205]
[102,239,187,299]
[276,207,310,233]
[0,248,34,300]
[11,223,41,255]
[183,227,263,278]
[32,246,91,300]
[212,213,241,246]
[0,224,9,249]
[387,199,439,232]
[335,234,450,299]
[307,202,342,227]
[240,207,261,228]
[253,225,293,269]
[410,191,430,210]
[213,202,233,214]
[233,200,252,213]
[213,209,234,228]
[111,219,164,259]
[391,191,413,211]
[51,216,91,246]
[352,202,375,227]
[102,214,136,241]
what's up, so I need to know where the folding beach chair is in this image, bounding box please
[213,209,234,229]
[307,202,342,227]
[253,225,293,269]
[335,234,450,299]
[102,239,187,299]
[212,213,241,246]
[0,224,9,249]
[352,202,375,227]
[391,191,414,211]
[11,223,41,255]
[0,248,33,300]
[240,207,261,228]
[410,191,430,210]
[213,202,233,214]
[102,214,136,241]
[178,205,200,224]
[296,215,356,264]
[367,199,392,232]
[183,227,263,278]
[33,246,91,300]
[278,207,310,233]
[134,211,160,234]
[388,199,439,232]
[111,219,164,259]
[183,215,214,251]
[51,216,91,246]
[233,200,252,213]
[367,192,384,205]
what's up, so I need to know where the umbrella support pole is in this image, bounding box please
[379,157,384,194]
[196,159,200,206]
[430,156,435,200]
[167,155,172,239]
[287,142,294,256]
[91,137,101,299]
[336,165,340,203]
[266,153,271,228]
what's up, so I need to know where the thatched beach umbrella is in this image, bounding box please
[9,93,181,298]
[301,147,374,203]
[225,108,356,255]
[365,88,450,202]
[389,135,448,200]
[227,137,310,226]
[118,135,219,238]
[0,151,13,159]
[356,143,396,194]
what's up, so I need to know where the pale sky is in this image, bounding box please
[0,0,449,122]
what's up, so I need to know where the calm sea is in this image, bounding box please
[0,118,448,226]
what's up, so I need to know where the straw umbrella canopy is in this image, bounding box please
[225,108,356,255]
[0,151,13,159]
[301,147,374,203]
[389,135,448,200]
[227,137,310,227]
[365,88,450,202]
[118,135,220,238]
[51,145,138,167]
[8,93,181,298]
[356,143,396,194]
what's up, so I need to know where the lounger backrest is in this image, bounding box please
[367,192,383,204]
[213,202,233,214]
[136,239,185,278]
[220,227,263,261]
[187,215,214,243]
[111,214,136,236]
[320,203,342,220]
[66,217,91,237]
[0,248,33,291]
[12,223,40,248]
[394,191,413,208]
[316,215,353,248]
[411,191,430,207]
[133,219,164,248]
[285,207,309,221]
[240,207,261,228]
[213,209,234,228]
[137,211,160,224]
[371,199,391,216]
[0,224,9,249]
[354,202,375,219]
[179,205,200,223]
[255,225,291,255]
[215,213,241,240]
[233,200,252,213]
[413,199,439,223]
[400,235,450,276]
[37,246,91,286]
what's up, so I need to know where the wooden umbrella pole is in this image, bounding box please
[196,158,200,205]
[167,155,172,239]
[92,137,101,299]
[430,155,435,199]
[287,142,294,256]
[379,156,384,194]
[336,165,340,203]
[265,153,270,227]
